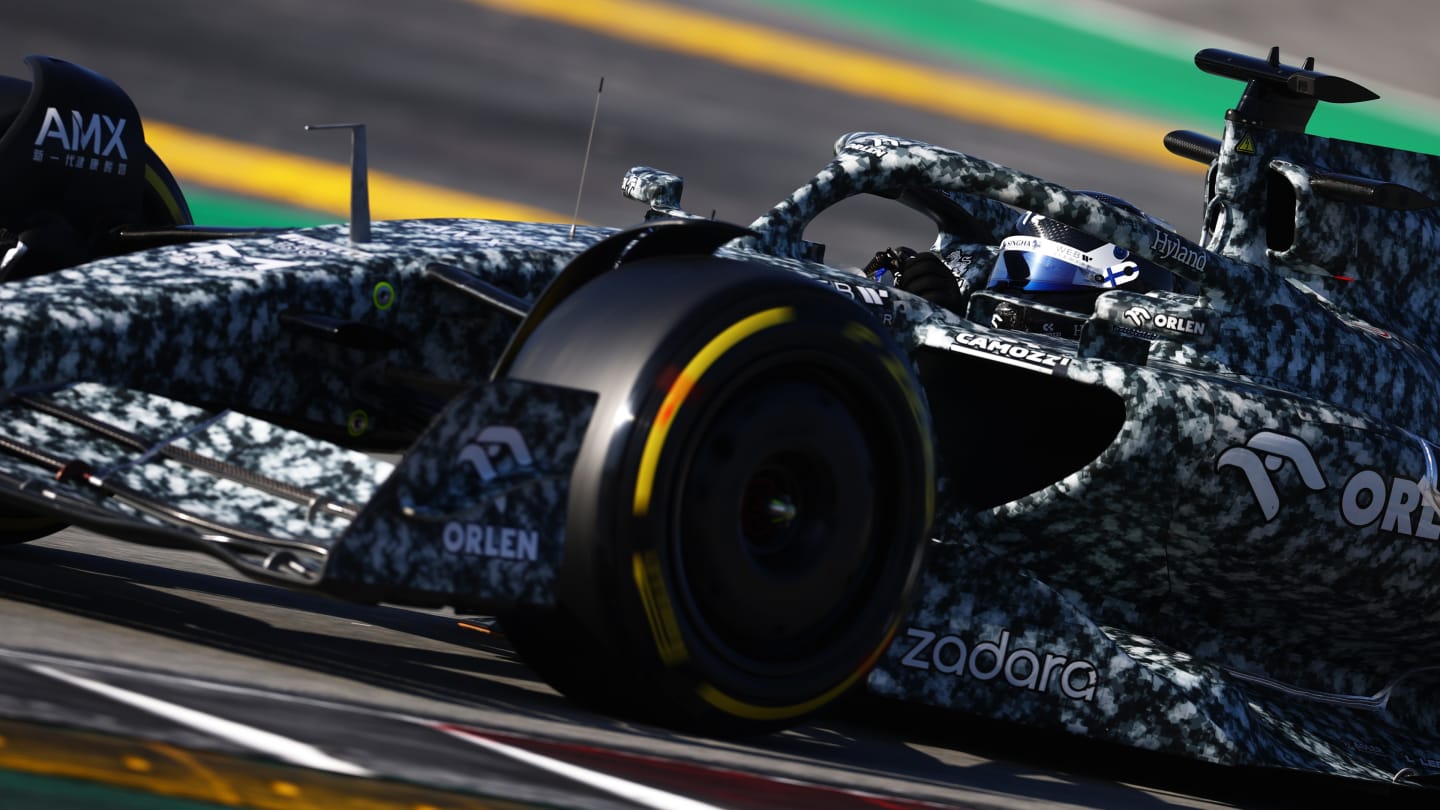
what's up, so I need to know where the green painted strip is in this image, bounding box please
[0,770,233,810]
[766,0,1440,155]
[183,189,333,228]
[174,0,1440,226]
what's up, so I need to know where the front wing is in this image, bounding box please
[0,378,594,611]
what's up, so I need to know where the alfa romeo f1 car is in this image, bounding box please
[2,48,1439,788]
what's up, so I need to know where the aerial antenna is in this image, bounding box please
[306,123,371,243]
[571,77,604,240]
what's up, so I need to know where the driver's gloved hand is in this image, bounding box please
[862,246,917,280]
[865,246,963,311]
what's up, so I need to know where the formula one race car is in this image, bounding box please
[2,48,1439,789]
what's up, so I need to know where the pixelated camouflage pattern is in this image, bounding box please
[807,111,1440,781]
[324,378,594,609]
[870,540,1440,782]
[0,219,616,590]
[2,56,1440,784]
[867,545,1253,766]
[0,382,392,569]
[620,166,705,222]
[0,221,615,435]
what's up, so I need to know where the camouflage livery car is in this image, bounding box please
[2,48,1439,789]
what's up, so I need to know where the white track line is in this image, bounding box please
[29,663,372,777]
[437,724,729,810]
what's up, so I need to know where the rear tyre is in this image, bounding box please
[502,255,934,732]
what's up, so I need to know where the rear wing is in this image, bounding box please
[1164,49,1435,211]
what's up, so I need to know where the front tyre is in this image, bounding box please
[504,255,934,732]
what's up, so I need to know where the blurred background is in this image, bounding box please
[3,0,1439,265]
[3,4,1440,806]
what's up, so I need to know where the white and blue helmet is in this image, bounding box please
[985,193,1171,338]
[990,193,1171,296]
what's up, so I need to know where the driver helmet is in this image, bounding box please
[987,191,1170,338]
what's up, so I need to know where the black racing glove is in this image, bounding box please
[862,245,916,279]
[864,246,963,311]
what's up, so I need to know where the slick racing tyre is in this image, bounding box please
[502,254,934,732]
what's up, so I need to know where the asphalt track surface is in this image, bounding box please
[2,1,1440,808]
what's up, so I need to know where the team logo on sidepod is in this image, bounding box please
[1218,431,1440,538]
[1216,431,1328,521]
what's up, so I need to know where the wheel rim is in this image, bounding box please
[737,460,804,555]
[502,252,933,727]
[671,358,894,677]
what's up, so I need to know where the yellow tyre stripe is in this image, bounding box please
[624,306,916,721]
[631,306,795,516]
[632,550,689,665]
[695,617,903,721]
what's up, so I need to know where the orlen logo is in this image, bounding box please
[1340,470,1440,539]
[34,108,128,159]
[1216,431,1328,521]
[1218,431,1440,539]
[1123,306,1152,328]
[442,425,540,562]
[458,425,533,513]
[1122,305,1206,336]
